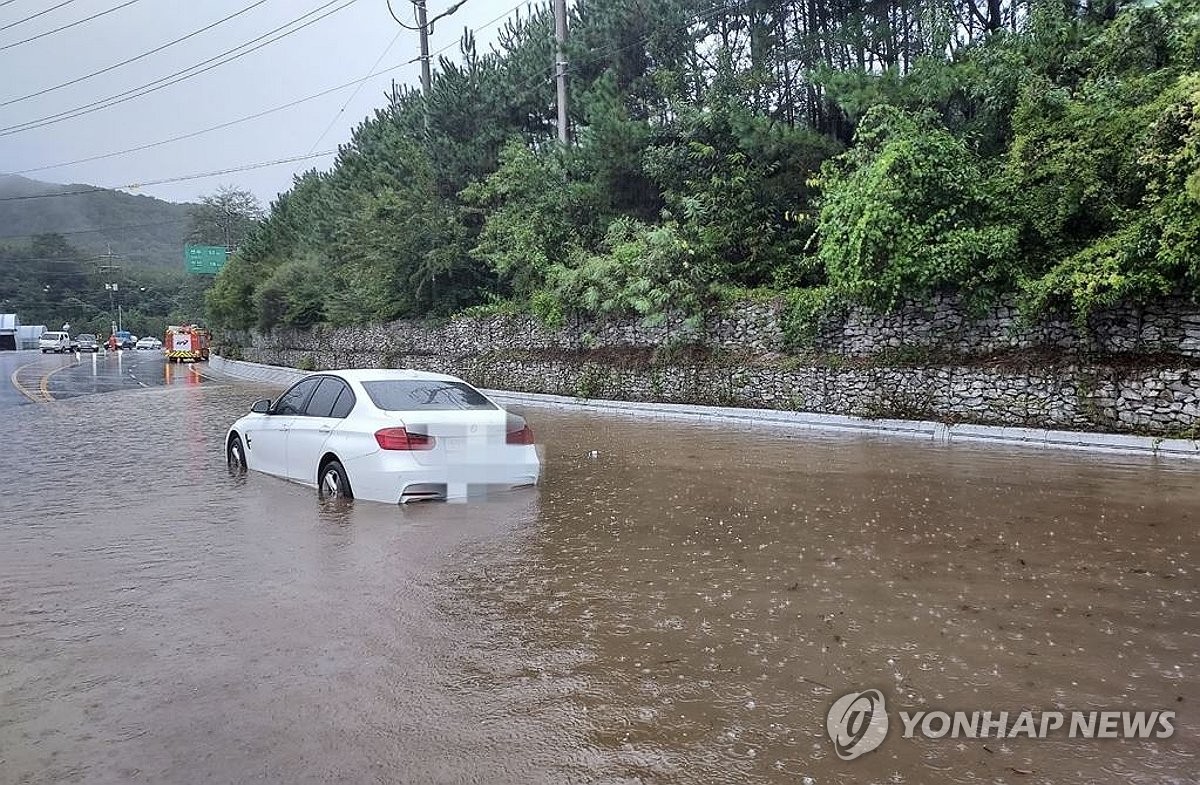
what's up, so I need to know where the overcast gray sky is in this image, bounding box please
[0,0,536,206]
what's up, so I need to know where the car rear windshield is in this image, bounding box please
[78,334,95,341]
[41,333,65,340]
[360,380,497,411]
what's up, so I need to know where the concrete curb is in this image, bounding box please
[207,355,1200,459]
[209,355,311,386]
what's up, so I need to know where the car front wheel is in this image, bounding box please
[227,434,247,474]
[319,460,352,500]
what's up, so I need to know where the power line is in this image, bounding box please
[82,149,338,192]
[0,0,76,32]
[0,0,358,135]
[12,1,528,176]
[307,26,404,154]
[0,270,102,278]
[2,1,736,196]
[0,0,577,227]
[0,0,141,52]
[0,218,189,242]
[389,0,473,100]
[0,150,336,202]
[0,255,155,265]
[0,0,352,130]
[426,1,523,60]
[0,262,91,268]
[0,257,93,264]
[12,66,407,175]
[0,0,268,107]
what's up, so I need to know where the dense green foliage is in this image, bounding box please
[0,233,210,338]
[210,0,1200,333]
[0,187,249,335]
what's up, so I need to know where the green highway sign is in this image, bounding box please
[184,244,229,274]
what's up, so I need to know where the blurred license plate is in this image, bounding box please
[444,437,465,454]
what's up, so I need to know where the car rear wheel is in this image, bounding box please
[227,434,247,474]
[319,460,352,500]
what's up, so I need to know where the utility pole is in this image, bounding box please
[97,247,121,335]
[554,0,570,143]
[386,0,471,129]
[414,0,431,97]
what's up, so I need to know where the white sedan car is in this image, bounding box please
[135,337,163,350]
[225,369,540,503]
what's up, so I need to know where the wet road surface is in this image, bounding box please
[0,349,191,404]
[0,370,1196,783]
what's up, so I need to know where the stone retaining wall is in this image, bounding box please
[223,296,1200,436]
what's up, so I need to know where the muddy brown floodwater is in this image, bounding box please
[0,378,1196,784]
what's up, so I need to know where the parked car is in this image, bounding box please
[75,333,100,352]
[225,370,541,504]
[38,331,71,353]
[135,336,163,350]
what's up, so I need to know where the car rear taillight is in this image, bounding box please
[506,423,535,445]
[374,427,435,451]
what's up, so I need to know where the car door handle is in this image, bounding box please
[319,425,333,433]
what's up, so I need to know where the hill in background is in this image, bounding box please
[0,174,195,271]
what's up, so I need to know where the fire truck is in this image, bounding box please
[165,325,211,362]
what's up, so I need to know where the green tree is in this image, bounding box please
[462,141,604,300]
[188,186,265,249]
[202,0,1200,332]
[815,105,1019,306]
[254,257,330,331]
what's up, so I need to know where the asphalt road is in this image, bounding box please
[1,352,1198,783]
[0,371,1196,783]
[0,348,198,405]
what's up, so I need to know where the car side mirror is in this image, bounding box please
[251,398,272,414]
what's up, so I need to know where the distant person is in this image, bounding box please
[108,334,118,352]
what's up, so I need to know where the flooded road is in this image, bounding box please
[0,349,193,404]
[0,375,1196,784]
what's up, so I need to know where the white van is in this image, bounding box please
[38,331,71,353]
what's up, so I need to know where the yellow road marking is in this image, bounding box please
[35,357,82,403]
[9,360,44,403]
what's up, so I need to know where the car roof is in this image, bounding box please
[317,368,468,385]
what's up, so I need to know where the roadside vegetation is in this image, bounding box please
[0,234,207,338]
[0,187,260,337]
[205,0,1200,336]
